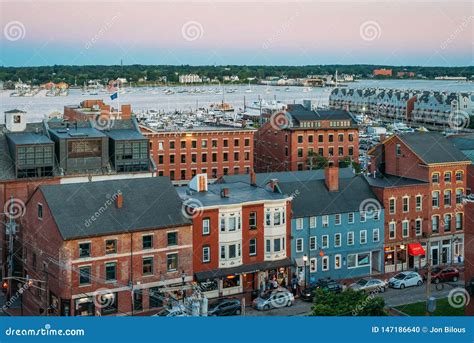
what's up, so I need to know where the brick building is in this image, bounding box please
[64,99,132,122]
[21,177,192,316]
[0,109,152,290]
[141,126,256,182]
[254,103,359,172]
[373,68,393,77]
[177,173,292,299]
[368,132,471,273]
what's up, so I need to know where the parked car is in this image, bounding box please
[427,267,460,283]
[300,279,343,302]
[349,278,387,293]
[388,272,423,289]
[155,306,189,317]
[252,289,295,310]
[208,298,242,316]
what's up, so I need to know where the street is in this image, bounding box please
[244,281,464,316]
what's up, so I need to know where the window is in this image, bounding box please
[444,190,451,206]
[360,211,366,222]
[322,235,329,248]
[249,212,257,229]
[249,239,257,256]
[402,197,409,212]
[335,214,341,225]
[402,221,409,238]
[167,232,178,246]
[142,257,153,275]
[202,218,210,235]
[310,258,317,272]
[244,138,250,146]
[142,235,153,249]
[266,239,271,253]
[328,134,334,143]
[444,214,452,232]
[37,203,43,220]
[169,141,175,149]
[191,140,197,149]
[432,192,440,208]
[322,256,329,271]
[105,240,117,254]
[416,195,422,211]
[347,232,354,245]
[389,222,396,239]
[297,135,303,143]
[348,213,354,224]
[308,135,313,143]
[395,144,401,156]
[389,198,396,214]
[322,216,329,227]
[273,238,281,252]
[105,262,116,281]
[223,139,228,147]
[310,236,316,251]
[432,173,440,183]
[335,255,342,269]
[338,134,344,142]
[202,246,210,262]
[455,213,463,230]
[455,171,463,182]
[415,219,422,236]
[296,218,303,230]
[167,253,178,272]
[202,140,208,148]
[309,216,317,228]
[318,134,323,143]
[432,216,440,233]
[181,140,186,149]
[234,138,240,147]
[79,243,90,258]
[456,189,463,204]
[444,172,452,183]
[373,228,380,242]
[334,233,341,247]
[360,230,367,244]
[296,238,303,252]
[79,266,91,285]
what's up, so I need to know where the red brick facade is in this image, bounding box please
[20,189,193,316]
[254,121,359,172]
[141,127,255,181]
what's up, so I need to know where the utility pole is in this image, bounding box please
[5,197,18,302]
[425,239,431,316]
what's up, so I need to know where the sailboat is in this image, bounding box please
[245,81,252,93]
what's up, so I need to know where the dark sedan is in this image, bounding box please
[300,280,343,302]
[208,298,242,316]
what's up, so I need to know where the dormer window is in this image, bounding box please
[13,115,21,124]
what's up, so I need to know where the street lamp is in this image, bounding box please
[302,254,308,288]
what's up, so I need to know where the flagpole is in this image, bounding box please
[117,80,121,120]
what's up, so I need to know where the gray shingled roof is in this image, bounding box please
[219,168,354,187]
[40,177,191,240]
[364,174,429,189]
[177,181,288,207]
[278,175,378,217]
[286,104,355,124]
[398,132,470,164]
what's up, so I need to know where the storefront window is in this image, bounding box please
[223,275,240,289]
[75,297,94,316]
[100,293,118,315]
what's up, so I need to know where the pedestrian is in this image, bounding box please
[291,273,298,296]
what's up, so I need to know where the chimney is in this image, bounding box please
[250,169,257,186]
[268,179,279,192]
[116,192,123,209]
[220,188,230,198]
[379,133,386,142]
[324,166,339,192]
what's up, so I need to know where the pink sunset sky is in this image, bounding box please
[1,0,472,66]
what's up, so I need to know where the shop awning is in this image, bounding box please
[408,243,425,256]
[194,258,294,282]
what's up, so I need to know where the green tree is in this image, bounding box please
[307,152,329,170]
[311,288,387,316]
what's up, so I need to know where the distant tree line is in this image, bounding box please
[0,64,472,86]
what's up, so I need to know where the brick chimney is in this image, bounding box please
[250,169,257,186]
[324,166,339,192]
[268,179,279,192]
[220,188,230,198]
[116,192,123,208]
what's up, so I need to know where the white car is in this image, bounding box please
[252,289,295,311]
[388,271,423,289]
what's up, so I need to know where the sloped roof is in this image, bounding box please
[40,177,191,240]
[398,132,470,164]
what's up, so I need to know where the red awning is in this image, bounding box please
[408,243,425,256]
